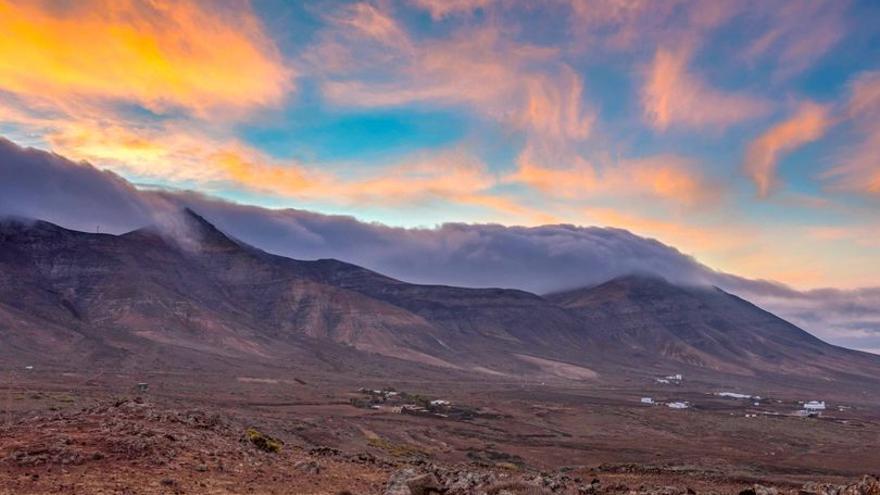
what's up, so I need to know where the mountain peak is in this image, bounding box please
[182,207,218,233]
[121,208,241,252]
[179,208,241,250]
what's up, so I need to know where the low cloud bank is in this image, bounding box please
[2,138,878,353]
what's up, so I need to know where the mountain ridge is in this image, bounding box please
[1,212,878,389]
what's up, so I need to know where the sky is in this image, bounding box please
[0,0,879,293]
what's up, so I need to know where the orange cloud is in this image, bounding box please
[511,146,718,208]
[744,102,830,197]
[43,119,317,188]
[35,117,551,222]
[807,225,880,248]
[624,156,719,207]
[0,0,291,117]
[512,147,598,199]
[583,207,749,254]
[642,46,769,131]
[332,151,495,204]
[584,207,880,290]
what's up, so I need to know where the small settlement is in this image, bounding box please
[655,373,683,384]
[641,379,834,418]
[795,400,827,417]
[351,388,498,421]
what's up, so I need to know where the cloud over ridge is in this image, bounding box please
[2,137,878,354]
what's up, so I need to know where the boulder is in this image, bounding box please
[384,469,443,495]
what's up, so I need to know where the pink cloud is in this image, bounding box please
[823,71,880,196]
[744,102,831,197]
[642,45,769,131]
[567,0,738,52]
[742,0,845,80]
[334,3,411,46]
[511,145,720,209]
[409,0,494,19]
[310,5,593,143]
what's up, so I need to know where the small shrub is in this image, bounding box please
[245,427,283,453]
[367,437,424,458]
[486,481,551,495]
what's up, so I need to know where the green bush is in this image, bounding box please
[245,427,283,453]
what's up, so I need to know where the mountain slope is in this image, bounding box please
[1,211,878,386]
[0,213,461,370]
[548,275,880,379]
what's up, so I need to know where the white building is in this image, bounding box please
[804,400,826,411]
[716,392,752,399]
[656,374,682,384]
[640,397,654,405]
[667,401,689,409]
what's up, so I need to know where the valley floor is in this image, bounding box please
[1,369,879,494]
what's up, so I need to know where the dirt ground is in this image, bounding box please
[1,368,878,494]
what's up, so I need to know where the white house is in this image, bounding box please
[716,392,752,399]
[667,401,689,409]
[656,374,682,384]
[804,400,826,411]
[640,397,654,405]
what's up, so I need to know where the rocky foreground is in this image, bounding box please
[0,399,877,495]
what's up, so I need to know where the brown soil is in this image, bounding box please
[1,370,878,494]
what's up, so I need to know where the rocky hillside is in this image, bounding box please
[1,397,878,495]
[1,210,879,385]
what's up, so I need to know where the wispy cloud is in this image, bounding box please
[742,0,846,80]
[310,4,593,142]
[823,71,880,196]
[409,0,494,19]
[511,149,720,209]
[642,45,769,131]
[567,0,738,52]
[744,102,831,197]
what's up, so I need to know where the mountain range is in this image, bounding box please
[2,209,878,388]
